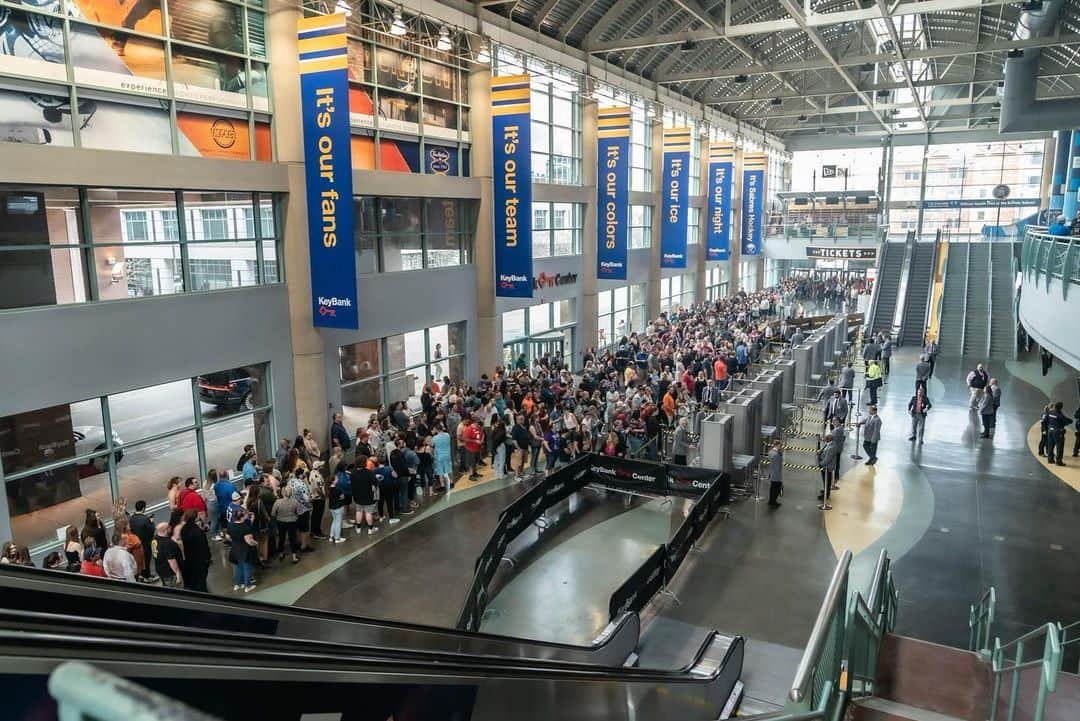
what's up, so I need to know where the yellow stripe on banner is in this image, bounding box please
[598,129,631,138]
[300,55,348,75]
[491,74,530,88]
[298,34,346,54]
[664,143,692,152]
[297,13,347,33]
[492,88,530,103]
[598,116,630,127]
[492,103,530,116]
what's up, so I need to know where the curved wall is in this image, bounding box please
[1018,274,1080,370]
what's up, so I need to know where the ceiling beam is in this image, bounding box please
[874,0,927,124]
[529,0,562,30]
[583,0,641,47]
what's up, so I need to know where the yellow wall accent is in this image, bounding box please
[925,241,949,343]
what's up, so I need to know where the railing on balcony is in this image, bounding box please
[767,224,885,243]
[1021,228,1080,300]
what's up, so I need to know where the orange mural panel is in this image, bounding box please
[351,136,375,170]
[176,113,252,160]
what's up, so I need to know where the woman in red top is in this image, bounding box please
[80,547,107,577]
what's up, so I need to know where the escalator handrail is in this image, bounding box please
[0,606,723,677]
[0,564,637,656]
[0,626,745,685]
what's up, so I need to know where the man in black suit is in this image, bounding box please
[824,390,849,427]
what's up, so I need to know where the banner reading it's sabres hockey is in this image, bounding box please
[660,128,691,268]
[298,14,358,329]
[491,75,533,298]
[596,107,630,280]
[705,143,734,261]
[741,153,767,257]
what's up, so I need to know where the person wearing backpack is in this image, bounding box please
[966,363,989,409]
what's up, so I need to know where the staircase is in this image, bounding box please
[961,244,990,358]
[988,243,1017,359]
[870,242,905,336]
[937,244,968,356]
[899,243,936,347]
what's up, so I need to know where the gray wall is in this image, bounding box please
[1019,274,1080,371]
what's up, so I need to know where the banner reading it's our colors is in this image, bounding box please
[298,13,358,329]
[491,75,533,298]
[705,143,734,262]
[660,128,691,268]
[741,153,767,257]
[596,107,630,280]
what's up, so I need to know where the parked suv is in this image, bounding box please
[197,369,257,411]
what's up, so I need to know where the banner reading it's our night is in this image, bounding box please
[741,153,767,257]
[297,13,358,329]
[491,75,533,298]
[705,142,734,262]
[660,128,691,268]
[596,107,630,280]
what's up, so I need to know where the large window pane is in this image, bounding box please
[448,321,466,356]
[503,308,526,342]
[340,339,381,383]
[197,364,269,420]
[107,380,195,446]
[116,429,199,518]
[202,411,272,479]
[530,304,552,334]
[187,242,258,289]
[385,329,426,371]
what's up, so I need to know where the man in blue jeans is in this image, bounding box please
[389,439,412,516]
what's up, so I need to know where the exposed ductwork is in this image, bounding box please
[999,0,1076,133]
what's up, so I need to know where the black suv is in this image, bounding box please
[197,369,257,411]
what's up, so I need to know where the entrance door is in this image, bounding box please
[503,341,528,371]
[530,337,564,368]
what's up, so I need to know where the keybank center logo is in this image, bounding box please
[317,295,352,318]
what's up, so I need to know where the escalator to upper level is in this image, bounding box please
[0,605,744,721]
[899,242,937,347]
[869,241,905,336]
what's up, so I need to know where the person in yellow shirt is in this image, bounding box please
[865,360,883,405]
[623,363,636,388]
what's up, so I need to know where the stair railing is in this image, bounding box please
[1058,620,1080,673]
[986,241,995,359]
[959,242,971,355]
[49,660,223,721]
[1010,250,1019,360]
[989,623,1063,721]
[845,549,899,701]
[890,237,916,344]
[968,586,996,655]
[865,244,887,336]
[927,241,950,351]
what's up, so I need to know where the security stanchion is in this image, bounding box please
[850,407,864,461]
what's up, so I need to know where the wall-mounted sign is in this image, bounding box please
[491,74,533,298]
[660,128,691,268]
[741,153,767,256]
[596,107,630,280]
[705,143,734,261]
[922,198,1039,209]
[534,272,578,289]
[805,246,877,260]
[822,164,837,178]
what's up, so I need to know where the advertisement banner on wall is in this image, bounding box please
[491,74,533,298]
[660,128,691,268]
[705,142,734,262]
[298,13,358,329]
[596,106,630,280]
[741,153,767,256]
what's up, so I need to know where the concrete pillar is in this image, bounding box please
[647,118,663,320]
[1063,130,1080,220]
[694,133,708,302]
[1049,130,1071,213]
[730,148,744,294]
[469,68,499,375]
[580,98,599,367]
[271,0,324,441]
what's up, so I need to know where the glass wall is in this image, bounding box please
[664,109,699,195]
[502,300,576,370]
[791,148,883,193]
[532,202,583,257]
[597,284,646,348]
[0,363,273,552]
[660,274,694,313]
[687,207,700,247]
[0,186,280,310]
[354,197,476,273]
[630,205,652,249]
[339,322,467,428]
[630,100,653,192]
[739,259,759,292]
[706,264,730,301]
[0,0,271,159]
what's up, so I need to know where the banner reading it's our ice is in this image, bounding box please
[298,13,358,329]
[741,153,767,257]
[596,107,630,280]
[705,143,734,261]
[660,128,691,268]
[491,75,533,298]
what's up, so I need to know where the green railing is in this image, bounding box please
[969,586,997,655]
[989,623,1063,721]
[1058,620,1080,674]
[1021,228,1080,300]
[767,224,885,243]
[49,661,223,721]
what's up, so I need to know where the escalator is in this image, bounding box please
[868,241,905,335]
[0,606,744,721]
[898,242,937,346]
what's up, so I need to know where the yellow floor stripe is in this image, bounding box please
[1025,421,1080,494]
[823,461,904,560]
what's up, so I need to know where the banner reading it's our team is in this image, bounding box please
[298,13,358,329]
[660,128,691,268]
[596,107,630,280]
[491,75,533,298]
[705,143,734,262]
[741,153,767,257]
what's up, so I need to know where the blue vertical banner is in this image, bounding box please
[297,13,357,329]
[596,107,630,280]
[741,153,767,257]
[660,128,691,268]
[705,142,734,262]
[491,75,533,298]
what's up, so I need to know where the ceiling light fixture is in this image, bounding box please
[771,97,782,106]
[475,40,490,64]
[390,6,407,36]
[798,114,808,122]
[734,74,748,83]
[334,0,352,17]
[680,39,697,52]
[436,26,452,52]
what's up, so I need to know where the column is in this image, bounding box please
[580,99,599,364]
[271,0,326,440]
[694,133,708,302]
[646,118,663,320]
[730,147,744,294]
[1049,130,1071,213]
[469,68,500,375]
[1062,130,1080,220]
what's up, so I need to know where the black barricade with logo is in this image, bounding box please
[664,511,698,585]
[588,453,667,494]
[458,574,488,632]
[544,455,591,507]
[499,479,550,540]
[608,544,667,620]
[665,463,729,504]
[473,514,511,581]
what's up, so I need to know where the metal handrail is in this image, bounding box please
[985,239,994,359]
[989,623,1063,721]
[866,549,889,616]
[1022,230,1080,300]
[1009,251,1019,360]
[50,661,223,721]
[959,241,971,356]
[928,239,949,346]
[790,550,853,704]
[969,587,996,654]
[1058,620,1080,674]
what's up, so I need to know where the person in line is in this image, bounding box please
[824,390,848,427]
[914,354,932,395]
[63,525,83,572]
[81,508,108,555]
[865,360,883,406]
[330,412,351,460]
[102,532,138,581]
[374,456,399,525]
[431,423,453,491]
[816,434,837,511]
[1038,403,1053,457]
[152,522,183,588]
[177,476,208,525]
[1045,401,1072,466]
[271,485,302,564]
[966,363,989,410]
[879,335,892,378]
[977,387,996,439]
[389,439,412,517]
[862,336,880,366]
[858,404,883,466]
[227,507,258,593]
[838,362,855,403]
[830,416,846,482]
[112,516,145,582]
[1048,214,1071,235]
[287,469,316,553]
[350,456,379,535]
[129,501,155,580]
[308,462,327,540]
[179,509,211,592]
[327,468,349,543]
[672,417,690,466]
[80,546,107,578]
[490,418,508,480]
[767,440,783,508]
[907,387,932,444]
[462,418,485,482]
